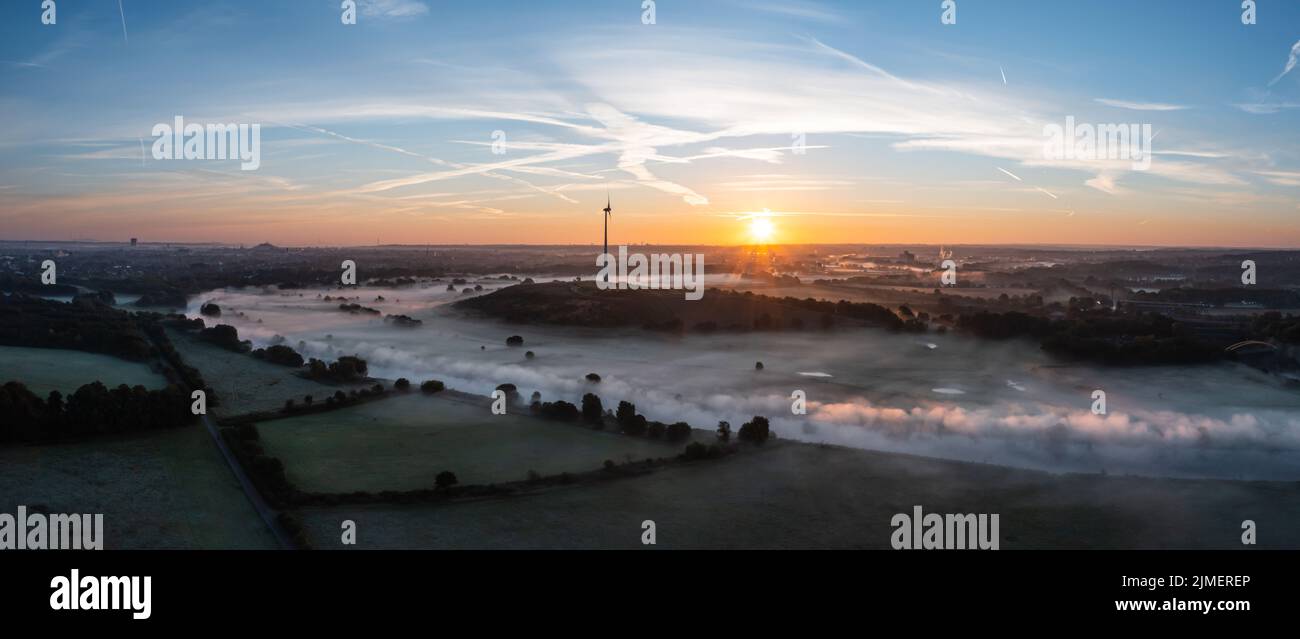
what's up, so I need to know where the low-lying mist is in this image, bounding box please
[188,282,1300,480]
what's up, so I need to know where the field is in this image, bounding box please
[0,425,276,549]
[257,392,708,492]
[0,345,168,396]
[295,440,1300,549]
[167,329,363,418]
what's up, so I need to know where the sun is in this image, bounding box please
[748,216,776,243]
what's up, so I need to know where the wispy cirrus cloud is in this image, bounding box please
[1268,39,1300,86]
[360,0,429,19]
[1094,98,1188,111]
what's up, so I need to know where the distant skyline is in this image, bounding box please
[2,0,1299,247]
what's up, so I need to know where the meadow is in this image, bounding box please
[257,392,708,492]
[294,440,1300,550]
[0,345,167,396]
[0,425,276,549]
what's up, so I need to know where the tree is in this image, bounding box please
[665,421,692,442]
[581,393,604,425]
[625,414,648,437]
[738,416,771,444]
[435,471,458,489]
[420,380,445,394]
[395,378,411,391]
[616,400,637,427]
[647,421,666,439]
[716,421,731,441]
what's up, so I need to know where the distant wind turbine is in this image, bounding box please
[602,193,612,283]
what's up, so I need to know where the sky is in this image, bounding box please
[1,0,1298,247]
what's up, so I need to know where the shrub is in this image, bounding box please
[738,416,771,444]
[435,471,458,489]
[665,421,692,442]
[647,421,666,439]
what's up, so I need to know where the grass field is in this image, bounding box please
[256,392,707,492]
[0,426,276,549]
[0,345,168,396]
[295,440,1300,549]
[167,329,363,418]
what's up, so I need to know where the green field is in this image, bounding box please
[0,425,276,549]
[0,345,168,396]
[256,392,706,492]
[167,329,362,418]
[295,441,1300,550]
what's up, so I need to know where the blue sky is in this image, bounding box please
[1,0,1298,246]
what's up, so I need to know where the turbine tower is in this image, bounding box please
[602,194,612,282]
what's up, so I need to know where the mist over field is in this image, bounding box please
[189,283,1300,481]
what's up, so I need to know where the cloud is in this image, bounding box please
[360,0,429,19]
[1268,40,1300,86]
[1085,172,1124,195]
[1094,98,1188,111]
[1234,102,1300,115]
[1255,170,1300,187]
[740,1,843,23]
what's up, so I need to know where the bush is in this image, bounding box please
[535,400,580,421]
[716,421,731,441]
[506,335,524,347]
[616,401,637,426]
[665,422,692,442]
[585,373,601,383]
[647,421,666,439]
[251,344,304,367]
[738,416,771,444]
[624,414,648,437]
[395,378,411,391]
[198,324,249,353]
[682,442,724,461]
[420,380,445,394]
[303,355,369,382]
[435,471,458,489]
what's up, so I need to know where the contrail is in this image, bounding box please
[117,0,129,45]
[999,66,1006,85]
[996,166,1022,181]
[1268,40,1299,86]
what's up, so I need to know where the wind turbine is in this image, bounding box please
[602,193,612,282]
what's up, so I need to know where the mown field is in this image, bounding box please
[0,425,276,549]
[0,344,168,396]
[167,329,360,418]
[257,392,708,492]
[295,440,1300,549]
